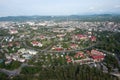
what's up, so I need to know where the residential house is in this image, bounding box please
[70,44,78,49]
[31,41,43,47]
[9,30,18,34]
[74,52,84,58]
[90,49,105,62]
[90,36,96,42]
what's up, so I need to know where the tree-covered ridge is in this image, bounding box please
[11,64,118,80]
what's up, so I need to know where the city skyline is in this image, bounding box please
[0,0,120,17]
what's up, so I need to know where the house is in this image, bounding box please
[86,50,90,54]
[8,42,20,47]
[74,52,84,58]
[91,49,104,55]
[65,55,72,63]
[90,36,96,41]
[77,34,88,40]
[31,41,43,47]
[22,54,32,59]
[9,30,18,34]
[18,48,27,54]
[27,50,37,55]
[57,34,66,38]
[12,55,19,61]
[55,48,63,51]
[18,58,25,62]
[52,45,63,51]
[91,55,104,62]
[31,27,38,30]
[67,58,72,63]
[39,35,46,40]
[72,34,88,40]
[90,49,105,62]
[88,31,92,35]
[65,55,70,59]
[70,44,78,49]
[67,28,75,32]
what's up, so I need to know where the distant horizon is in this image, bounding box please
[0,12,120,18]
[0,13,120,18]
[0,0,120,17]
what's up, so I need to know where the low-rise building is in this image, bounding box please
[70,44,78,49]
[90,49,105,62]
[9,30,18,34]
[31,41,43,47]
[74,52,84,58]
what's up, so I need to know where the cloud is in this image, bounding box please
[114,5,120,8]
[89,7,95,10]
[99,9,103,12]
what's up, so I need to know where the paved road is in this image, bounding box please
[97,49,120,78]
[97,49,120,67]
[0,63,34,77]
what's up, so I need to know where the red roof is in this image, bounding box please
[74,52,84,58]
[55,48,63,51]
[86,50,90,54]
[39,35,45,38]
[31,41,39,45]
[76,34,83,37]
[65,55,70,59]
[70,44,77,46]
[67,59,72,63]
[91,55,104,59]
[77,52,83,55]
[91,50,104,55]
[91,36,96,41]
[66,57,72,63]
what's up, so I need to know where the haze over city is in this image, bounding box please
[0,0,120,17]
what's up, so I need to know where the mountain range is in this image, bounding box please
[0,14,120,22]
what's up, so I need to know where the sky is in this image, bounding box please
[0,0,120,17]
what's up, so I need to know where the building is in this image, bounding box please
[9,30,18,34]
[72,34,88,40]
[90,36,96,42]
[90,50,105,62]
[31,41,43,47]
[65,55,72,63]
[74,52,84,58]
[27,50,37,55]
[70,44,78,49]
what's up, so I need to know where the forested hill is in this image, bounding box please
[0,14,120,22]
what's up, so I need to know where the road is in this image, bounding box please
[97,49,120,78]
[97,49,120,67]
[0,63,34,77]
